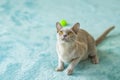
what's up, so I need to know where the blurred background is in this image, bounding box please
[0,0,120,80]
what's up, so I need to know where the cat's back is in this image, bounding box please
[76,28,95,44]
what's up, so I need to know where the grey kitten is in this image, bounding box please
[56,22,115,75]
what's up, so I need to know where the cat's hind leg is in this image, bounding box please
[89,46,99,64]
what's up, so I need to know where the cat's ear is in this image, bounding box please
[56,22,62,33]
[72,23,80,34]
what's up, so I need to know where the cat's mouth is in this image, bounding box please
[61,37,68,42]
[62,37,74,42]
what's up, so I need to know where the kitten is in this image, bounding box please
[55,22,115,75]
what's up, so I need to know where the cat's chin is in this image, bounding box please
[61,40,68,43]
[59,39,69,43]
[58,38,73,43]
[60,39,73,43]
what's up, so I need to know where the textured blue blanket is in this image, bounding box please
[0,0,120,80]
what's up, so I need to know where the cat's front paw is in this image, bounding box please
[66,68,73,75]
[55,67,64,71]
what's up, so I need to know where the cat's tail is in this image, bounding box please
[95,26,115,46]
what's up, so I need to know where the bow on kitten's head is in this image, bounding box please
[56,22,80,42]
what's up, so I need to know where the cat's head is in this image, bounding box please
[56,22,80,43]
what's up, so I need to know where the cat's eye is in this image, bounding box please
[59,31,63,35]
[68,32,72,35]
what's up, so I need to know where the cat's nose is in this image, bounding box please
[63,35,67,37]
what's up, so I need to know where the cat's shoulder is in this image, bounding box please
[78,28,90,35]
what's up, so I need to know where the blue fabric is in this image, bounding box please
[0,0,120,80]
